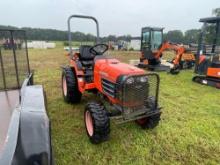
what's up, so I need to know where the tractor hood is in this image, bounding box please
[94,58,145,82]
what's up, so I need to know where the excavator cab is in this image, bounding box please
[141,27,163,59]
[193,17,220,88]
[139,27,171,71]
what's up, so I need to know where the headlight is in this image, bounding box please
[139,76,148,83]
[126,77,134,84]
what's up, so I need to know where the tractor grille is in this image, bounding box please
[101,78,116,98]
[119,73,160,119]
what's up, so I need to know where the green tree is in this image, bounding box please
[202,8,220,45]
[212,8,220,16]
[107,35,117,42]
[165,30,184,43]
[184,29,200,44]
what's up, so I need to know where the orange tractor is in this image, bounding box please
[138,27,195,74]
[61,15,161,144]
[193,17,220,88]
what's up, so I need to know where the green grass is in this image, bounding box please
[28,48,220,165]
[0,49,28,89]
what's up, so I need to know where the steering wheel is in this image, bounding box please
[89,44,108,56]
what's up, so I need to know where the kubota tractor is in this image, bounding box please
[61,15,161,144]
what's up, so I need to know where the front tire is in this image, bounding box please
[84,102,110,144]
[62,67,81,103]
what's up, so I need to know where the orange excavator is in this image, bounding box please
[192,17,220,88]
[138,27,195,74]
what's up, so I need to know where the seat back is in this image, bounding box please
[79,45,94,61]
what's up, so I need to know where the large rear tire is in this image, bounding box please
[62,67,81,103]
[84,102,110,144]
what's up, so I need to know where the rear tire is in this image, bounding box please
[136,113,161,129]
[62,67,81,103]
[84,102,110,144]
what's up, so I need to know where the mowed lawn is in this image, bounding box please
[29,46,220,165]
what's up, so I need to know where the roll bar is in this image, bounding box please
[67,14,100,57]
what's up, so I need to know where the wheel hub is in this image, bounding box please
[85,111,94,136]
[63,76,67,96]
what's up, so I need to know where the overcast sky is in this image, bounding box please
[0,0,219,36]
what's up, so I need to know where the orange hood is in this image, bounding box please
[94,58,145,82]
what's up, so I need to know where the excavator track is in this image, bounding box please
[192,76,220,88]
[138,63,170,71]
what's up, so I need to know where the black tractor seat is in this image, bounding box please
[79,45,93,59]
[81,60,94,67]
[78,45,95,83]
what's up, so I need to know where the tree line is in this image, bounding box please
[0,25,201,44]
[0,25,133,43]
